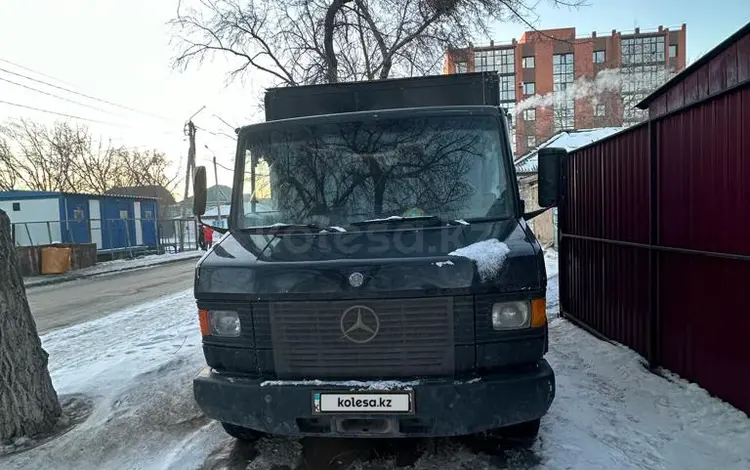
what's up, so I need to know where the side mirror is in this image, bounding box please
[538,147,566,208]
[193,166,208,216]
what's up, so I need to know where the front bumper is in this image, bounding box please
[193,360,555,438]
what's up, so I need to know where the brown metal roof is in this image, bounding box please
[636,21,750,109]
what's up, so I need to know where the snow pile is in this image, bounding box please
[542,319,750,469]
[449,239,510,282]
[0,290,221,470]
[83,250,203,275]
[433,260,454,267]
[24,250,203,286]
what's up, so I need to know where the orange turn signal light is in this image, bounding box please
[198,309,210,336]
[531,299,547,327]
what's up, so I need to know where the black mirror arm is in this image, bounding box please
[523,206,552,221]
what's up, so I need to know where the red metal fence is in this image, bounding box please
[559,85,750,415]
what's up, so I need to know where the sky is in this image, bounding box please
[1,0,748,198]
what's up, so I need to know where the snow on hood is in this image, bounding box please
[448,239,510,282]
[260,379,420,390]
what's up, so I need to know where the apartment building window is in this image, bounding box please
[499,77,516,101]
[553,53,575,131]
[593,50,605,64]
[669,44,678,58]
[621,35,665,65]
[473,48,514,74]
[522,56,535,69]
[500,103,516,151]
[554,106,575,131]
[526,135,536,148]
[523,108,536,121]
[553,53,574,91]
[455,61,468,73]
[595,104,606,117]
[523,82,535,95]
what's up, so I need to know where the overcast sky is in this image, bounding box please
[1,0,748,195]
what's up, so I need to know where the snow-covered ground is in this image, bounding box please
[80,250,204,275]
[24,250,204,286]
[3,248,749,470]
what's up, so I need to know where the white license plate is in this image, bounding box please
[312,392,413,414]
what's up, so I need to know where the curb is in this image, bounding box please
[24,254,203,289]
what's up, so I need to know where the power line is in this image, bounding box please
[200,156,234,172]
[195,125,237,141]
[0,99,183,136]
[0,76,127,117]
[0,56,82,89]
[0,65,178,124]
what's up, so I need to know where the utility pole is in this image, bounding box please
[179,105,205,251]
[183,120,196,204]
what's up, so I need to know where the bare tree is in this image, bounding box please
[0,119,75,192]
[0,119,181,195]
[170,0,585,86]
[0,209,62,443]
[0,140,18,191]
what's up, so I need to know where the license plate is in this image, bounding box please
[312,391,414,414]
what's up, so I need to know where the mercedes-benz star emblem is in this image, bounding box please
[348,272,365,288]
[340,305,380,344]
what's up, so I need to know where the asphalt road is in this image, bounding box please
[27,259,197,335]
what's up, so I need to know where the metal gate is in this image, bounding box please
[558,86,750,415]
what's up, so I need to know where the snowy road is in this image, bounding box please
[26,259,197,334]
[2,250,749,470]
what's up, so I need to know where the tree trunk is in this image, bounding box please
[0,209,61,442]
[323,0,353,83]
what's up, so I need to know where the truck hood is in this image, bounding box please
[195,219,544,298]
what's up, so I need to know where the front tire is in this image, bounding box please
[221,422,265,442]
[485,418,541,448]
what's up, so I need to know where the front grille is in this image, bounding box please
[269,297,455,379]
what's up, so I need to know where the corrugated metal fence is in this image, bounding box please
[559,86,750,414]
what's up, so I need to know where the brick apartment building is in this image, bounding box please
[444,25,687,155]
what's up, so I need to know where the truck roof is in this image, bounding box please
[263,72,501,122]
[239,105,503,136]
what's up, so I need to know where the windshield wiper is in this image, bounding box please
[350,215,466,227]
[239,223,322,234]
[239,223,350,234]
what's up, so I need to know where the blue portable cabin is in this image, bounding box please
[0,190,159,251]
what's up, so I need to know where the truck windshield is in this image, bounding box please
[236,114,513,229]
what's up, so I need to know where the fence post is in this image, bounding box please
[24,223,33,246]
[178,219,184,252]
[558,151,570,319]
[648,118,661,370]
[124,217,134,259]
[156,219,162,254]
[107,219,114,260]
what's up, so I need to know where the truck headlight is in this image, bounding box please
[200,310,241,337]
[491,301,531,330]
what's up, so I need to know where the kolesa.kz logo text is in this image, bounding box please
[338,397,392,408]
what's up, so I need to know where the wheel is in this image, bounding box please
[221,422,265,442]
[486,418,541,448]
[466,419,541,452]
